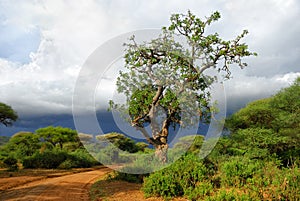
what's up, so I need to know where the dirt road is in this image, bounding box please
[0,167,112,201]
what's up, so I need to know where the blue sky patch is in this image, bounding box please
[0,24,41,64]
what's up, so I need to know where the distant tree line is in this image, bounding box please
[0,126,99,170]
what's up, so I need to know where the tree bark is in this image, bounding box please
[153,119,170,163]
[154,142,168,163]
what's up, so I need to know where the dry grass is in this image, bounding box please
[90,178,188,201]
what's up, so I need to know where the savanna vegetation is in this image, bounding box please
[108,77,300,201]
[0,102,148,171]
[1,10,299,201]
[0,126,99,170]
[83,132,151,165]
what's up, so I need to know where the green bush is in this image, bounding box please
[112,171,146,183]
[23,148,99,169]
[69,149,99,168]
[112,154,158,183]
[23,149,68,169]
[95,145,121,164]
[184,181,213,201]
[205,189,255,201]
[143,169,184,198]
[267,166,300,200]
[3,155,18,170]
[58,159,73,169]
[253,165,300,200]
[218,160,300,200]
[142,154,211,199]
[220,156,263,187]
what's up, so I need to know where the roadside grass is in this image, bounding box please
[90,173,120,201]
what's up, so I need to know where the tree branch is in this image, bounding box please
[198,62,216,74]
[133,125,156,145]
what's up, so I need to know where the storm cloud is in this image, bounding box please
[0,0,299,135]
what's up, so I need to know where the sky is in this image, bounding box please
[0,0,300,136]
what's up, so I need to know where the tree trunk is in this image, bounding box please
[155,142,168,163]
[154,120,169,163]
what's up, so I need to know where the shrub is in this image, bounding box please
[220,156,263,187]
[69,149,98,168]
[142,154,211,199]
[143,169,184,198]
[23,148,99,169]
[243,166,300,200]
[3,156,18,171]
[112,154,158,183]
[95,145,121,164]
[184,181,213,201]
[23,149,68,169]
[205,189,255,201]
[58,159,73,169]
[267,166,300,200]
[112,171,146,183]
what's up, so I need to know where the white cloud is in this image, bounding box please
[222,0,300,76]
[225,72,300,111]
[0,0,299,117]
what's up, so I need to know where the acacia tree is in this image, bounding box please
[35,126,78,149]
[5,132,40,158]
[97,132,140,153]
[0,102,18,127]
[111,11,256,162]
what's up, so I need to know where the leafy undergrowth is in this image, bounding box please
[133,153,299,201]
[108,143,300,200]
[91,154,299,201]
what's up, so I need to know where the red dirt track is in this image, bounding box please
[0,167,112,201]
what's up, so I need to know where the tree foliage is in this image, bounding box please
[110,11,256,162]
[225,77,300,166]
[226,98,277,131]
[0,126,99,169]
[96,132,143,153]
[172,135,204,153]
[5,132,41,158]
[35,126,79,149]
[0,102,18,127]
